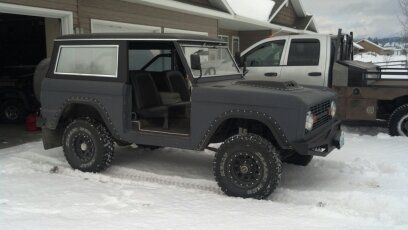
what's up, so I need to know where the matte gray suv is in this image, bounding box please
[37,33,343,199]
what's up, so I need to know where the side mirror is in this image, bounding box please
[190,54,201,70]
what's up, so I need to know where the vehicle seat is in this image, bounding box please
[150,71,172,92]
[165,71,190,101]
[129,71,169,128]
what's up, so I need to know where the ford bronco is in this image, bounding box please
[36,33,343,199]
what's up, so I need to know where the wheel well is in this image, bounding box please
[209,118,280,149]
[58,103,104,128]
[378,96,408,119]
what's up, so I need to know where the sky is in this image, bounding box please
[302,0,403,38]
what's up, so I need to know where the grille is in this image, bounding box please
[311,100,332,131]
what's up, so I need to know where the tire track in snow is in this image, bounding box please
[6,150,223,195]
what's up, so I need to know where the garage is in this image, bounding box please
[0,3,73,149]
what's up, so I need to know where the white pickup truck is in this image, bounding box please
[239,31,408,136]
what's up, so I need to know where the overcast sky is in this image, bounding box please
[302,0,403,38]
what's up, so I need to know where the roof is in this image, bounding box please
[123,0,317,33]
[357,39,385,50]
[56,33,226,43]
[353,42,364,50]
[225,0,275,22]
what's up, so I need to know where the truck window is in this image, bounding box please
[129,49,171,71]
[55,45,118,77]
[244,40,285,67]
[287,39,320,66]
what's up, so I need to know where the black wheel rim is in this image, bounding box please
[226,152,264,189]
[398,115,408,136]
[71,132,95,163]
[4,105,19,121]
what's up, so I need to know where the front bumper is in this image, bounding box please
[291,120,343,157]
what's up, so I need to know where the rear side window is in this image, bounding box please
[55,45,119,77]
[244,40,285,67]
[287,39,320,66]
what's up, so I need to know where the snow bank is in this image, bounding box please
[1,127,408,229]
[225,0,275,22]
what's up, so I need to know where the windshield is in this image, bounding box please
[182,45,240,78]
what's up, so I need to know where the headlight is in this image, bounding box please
[329,101,337,117]
[305,111,314,132]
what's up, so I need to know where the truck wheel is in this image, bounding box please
[33,58,51,102]
[284,152,313,166]
[213,134,282,199]
[62,118,114,172]
[388,104,408,137]
[1,99,26,123]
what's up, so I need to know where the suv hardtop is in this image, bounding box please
[37,33,343,199]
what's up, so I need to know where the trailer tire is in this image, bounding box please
[388,104,408,137]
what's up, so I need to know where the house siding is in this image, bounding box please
[272,1,297,27]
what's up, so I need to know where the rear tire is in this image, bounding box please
[213,134,282,199]
[388,104,408,137]
[284,152,313,166]
[62,118,114,172]
[0,99,26,123]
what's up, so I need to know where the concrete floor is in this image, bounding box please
[0,124,42,149]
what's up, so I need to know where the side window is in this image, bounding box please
[287,39,320,66]
[55,45,118,77]
[128,50,171,71]
[244,40,285,67]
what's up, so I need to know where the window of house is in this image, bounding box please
[55,45,118,77]
[244,40,285,67]
[232,36,240,55]
[287,39,320,66]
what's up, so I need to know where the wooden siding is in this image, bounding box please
[77,0,217,36]
[238,30,272,51]
[271,0,297,27]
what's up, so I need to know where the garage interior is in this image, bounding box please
[0,13,61,149]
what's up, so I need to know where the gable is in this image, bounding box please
[271,0,297,27]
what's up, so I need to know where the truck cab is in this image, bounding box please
[241,34,332,87]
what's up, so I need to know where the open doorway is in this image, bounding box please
[128,42,191,135]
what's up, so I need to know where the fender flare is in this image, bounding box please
[45,96,120,138]
[197,109,291,150]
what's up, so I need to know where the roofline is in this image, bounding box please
[123,0,315,34]
[357,39,385,50]
[269,0,289,22]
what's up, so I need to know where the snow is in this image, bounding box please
[354,53,407,66]
[1,127,408,229]
[225,0,275,22]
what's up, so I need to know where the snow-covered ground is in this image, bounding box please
[354,53,407,79]
[354,53,407,68]
[1,127,407,229]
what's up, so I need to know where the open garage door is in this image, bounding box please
[91,19,161,33]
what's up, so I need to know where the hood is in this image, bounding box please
[192,79,336,109]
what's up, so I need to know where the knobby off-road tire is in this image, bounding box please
[213,134,282,199]
[62,118,114,172]
[388,104,408,137]
[284,152,313,166]
[33,58,51,101]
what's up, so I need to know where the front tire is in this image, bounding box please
[62,118,114,172]
[214,134,282,199]
[388,104,408,137]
